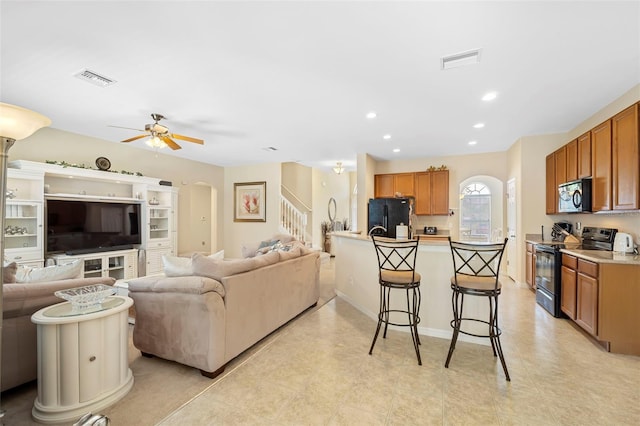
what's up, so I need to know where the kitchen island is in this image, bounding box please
[332,232,492,344]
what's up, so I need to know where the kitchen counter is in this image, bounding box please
[560,249,640,265]
[331,231,449,245]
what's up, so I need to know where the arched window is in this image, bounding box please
[460,182,491,242]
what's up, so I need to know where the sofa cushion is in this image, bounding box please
[128,275,226,297]
[192,251,280,280]
[15,260,82,283]
[278,246,302,261]
[163,250,224,277]
[3,262,17,284]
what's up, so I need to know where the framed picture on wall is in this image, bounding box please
[234,181,266,222]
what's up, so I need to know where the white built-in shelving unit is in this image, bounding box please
[8,160,178,276]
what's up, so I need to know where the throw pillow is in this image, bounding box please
[3,261,17,284]
[15,259,82,283]
[271,233,296,244]
[278,246,302,261]
[163,250,225,277]
[162,255,192,277]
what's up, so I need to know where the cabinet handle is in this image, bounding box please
[89,356,96,362]
[14,256,22,260]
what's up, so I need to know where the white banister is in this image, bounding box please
[280,195,308,242]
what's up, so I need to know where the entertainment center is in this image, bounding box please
[6,160,178,278]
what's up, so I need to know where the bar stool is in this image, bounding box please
[445,237,510,381]
[369,236,422,365]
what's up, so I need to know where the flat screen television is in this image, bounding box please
[46,199,142,255]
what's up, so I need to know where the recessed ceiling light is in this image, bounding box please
[383,134,391,140]
[473,123,485,129]
[366,112,377,119]
[468,141,478,146]
[393,148,400,153]
[482,92,497,101]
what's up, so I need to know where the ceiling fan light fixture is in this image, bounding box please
[333,162,345,175]
[146,135,167,149]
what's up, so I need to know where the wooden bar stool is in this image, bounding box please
[369,236,422,365]
[445,237,510,380]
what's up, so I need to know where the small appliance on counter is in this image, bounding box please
[613,232,634,254]
[424,226,438,235]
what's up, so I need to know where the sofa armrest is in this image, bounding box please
[128,275,226,298]
[2,276,116,319]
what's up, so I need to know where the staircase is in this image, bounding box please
[280,194,308,242]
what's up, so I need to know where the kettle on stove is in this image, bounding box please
[613,232,634,254]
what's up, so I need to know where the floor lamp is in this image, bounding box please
[0,103,51,420]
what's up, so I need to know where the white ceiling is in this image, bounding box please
[2,1,639,173]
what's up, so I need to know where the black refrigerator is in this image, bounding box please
[367,197,412,238]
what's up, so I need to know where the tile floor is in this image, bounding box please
[159,283,640,425]
[2,260,639,425]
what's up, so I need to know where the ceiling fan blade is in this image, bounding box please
[171,133,204,145]
[109,125,146,132]
[121,134,149,143]
[161,136,182,150]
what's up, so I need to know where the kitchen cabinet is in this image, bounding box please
[374,173,415,198]
[525,242,536,289]
[611,103,639,210]
[554,146,567,187]
[576,258,598,336]
[560,253,640,355]
[545,153,556,214]
[577,131,592,178]
[591,120,612,211]
[566,139,578,182]
[560,254,578,319]
[414,170,449,215]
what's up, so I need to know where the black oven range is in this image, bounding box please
[534,226,617,318]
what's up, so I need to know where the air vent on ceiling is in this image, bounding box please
[73,69,117,87]
[441,48,482,70]
[262,146,278,152]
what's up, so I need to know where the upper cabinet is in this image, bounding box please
[546,153,556,214]
[414,170,449,215]
[577,132,592,178]
[566,139,578,182]
[546,102,639,214]
[374,170,449,216]
[612,103,639,211]
[374,173,414,198]
[592,119,613,212]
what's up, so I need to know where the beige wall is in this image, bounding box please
[311,168,351,249]
[8,127,225,254]
[223,163,281,258]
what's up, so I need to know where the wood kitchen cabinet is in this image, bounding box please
[566,139,578,182]
[577,131,592,178]
[374,173,415,198]
[545,153,556,214]
[561,254,578,319]
[576,258,598,336]
[611,103,639,210]
[591,119,613,211]
[555,146,567,187]
[414,170,449,215]
[525,242,536,289]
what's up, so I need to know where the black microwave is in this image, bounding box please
[558,178,591,213]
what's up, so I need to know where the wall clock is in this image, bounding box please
[95,157,111,171]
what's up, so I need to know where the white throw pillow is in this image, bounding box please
[163,250,224,277]
[15,259,83,283]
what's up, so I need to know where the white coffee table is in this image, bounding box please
[31,296,134,424]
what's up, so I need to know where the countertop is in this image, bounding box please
[525,234,640,265]
[331,231,449,245]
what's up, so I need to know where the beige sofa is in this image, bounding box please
[2,276,116,391]
[128,250,320,377]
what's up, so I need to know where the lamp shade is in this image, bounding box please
[0,103,51,141]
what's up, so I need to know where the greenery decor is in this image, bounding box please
[45,160,143,176]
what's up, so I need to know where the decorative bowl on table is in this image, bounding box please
[55,284,116,309]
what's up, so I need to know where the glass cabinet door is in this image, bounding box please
[4,201,43,260]
[148,207,170,241]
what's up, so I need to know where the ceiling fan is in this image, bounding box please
[116,113,204,150]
